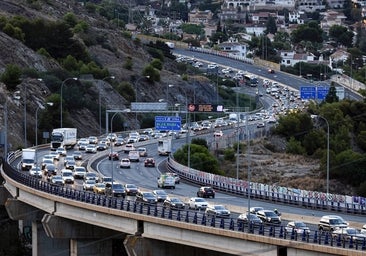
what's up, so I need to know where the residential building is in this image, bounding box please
[327,0,348,8]
[218,38,248,57]
[297,0,326,12]
[280,51,315,67]
[320,10,347,34]
[188,8,214,25]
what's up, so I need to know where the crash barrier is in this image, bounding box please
[2,158,366,252]
[188,46,254,65]
[166,157,366,215]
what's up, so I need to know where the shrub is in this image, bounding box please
[1,64,22,90]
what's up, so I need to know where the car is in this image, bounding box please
[77,138,88,147]
[127,136,139,144]
[65,159,76,170]
[136,191,157,204]
[285,221,310,235]
[138,135,150,141]
[122,144,135,153]
[84,172,99,183]
[268,69,275,74]
[120,158,131,168]
[78,142,88,151]
[256,210,281,225]
[83,179,96,191]
[205,205,231,218]
[249,207,265,214]
[213,130,223,137]
[61,169,74,184]
[49,151,60,161]
[96,142,108,151]
[361,224,366,234]
[163,197,185,210]
[331,228,366,243]
[56,147,67,156]
[188,197,208,210]
[108,151,119,160]
[101,176,113,186]
[85,144,97,153]
[73,166,87,179]
[51,175,64,186]
[166,172,180,184]
[41,158,54,170]
[29,166,42,178]
[72,151,83,160]
[128,150,140,162]
[197,186,215,198]
[152,189,168,202]
[144,158,155,167]
[42,154,54,163]
[44,163,57,176]
[93,183,106,194]
[63,155,74,166]
[257,122,265,128]
[114,138,125,146]
[137,147,148,157]
[106,133,117,142]
[105,183,126,198]
[88,136,98,144]
[124,183,139,196]
[318,215,349,232]
[237,213,263,226]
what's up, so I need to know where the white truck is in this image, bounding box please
[21,148,36,171]
[50,128,77,151]
[158,139,172,156]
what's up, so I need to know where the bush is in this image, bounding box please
[1,64,22,90]
[223,148,235,161]
[150,58,162,70]
[123,57,133,70]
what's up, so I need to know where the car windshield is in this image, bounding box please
[112,184,123,189]
[86,180,95,184]
[126,184,137,188]
[329,219,343,225]
[265,211,277,217]
[346,229,358,235]
[96,184,105,188]
[155,190,167,195]
[195,198,206,202]
[214,205,225,210]
[295,222,307,228]
[171,198,180,203]
[144,192,154,197]
[63,172,72,176]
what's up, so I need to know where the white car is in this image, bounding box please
[61,169,74,184]
[214,130,223,137]
[83,179,96,191]
[73,166,87,179]
[188,197,208,210]
[29,166,42,178]
[120,158,131,168]
[85,144,97,153]
[56,147,67,156]
[361,224,366,234]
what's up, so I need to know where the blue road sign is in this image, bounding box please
[317,86,329,100]
[300,86,316,99]
[155,116,181,131]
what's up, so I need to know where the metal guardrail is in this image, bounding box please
[166,157,366,215]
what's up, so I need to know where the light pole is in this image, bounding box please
[110,112,119,191]
[134,76,149,128]
[236,82,240,180]
[317,115,330,203]
[35,102,53,167]
[166,84,174,107]
[60,77,78,128]
[99,76,115,135]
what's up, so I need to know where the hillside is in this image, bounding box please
[0,0,212,150]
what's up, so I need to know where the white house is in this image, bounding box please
[280,51,315,66]
[218,38,248,57]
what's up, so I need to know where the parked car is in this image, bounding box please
[136,191,157,205]
[331,228,366,243]
[237,213,263,226]
[120,158,131,168]
[256,210,281,225]
[197,186,215,198]
[163,197,185,210]
[152,190,168,202]
[285,221,310,235]
[105,183,126,198]
[188,197,208,210]
[124,183,139,196]
[144,158,155,167]
[205,205,231,218]
[108,151,119,160]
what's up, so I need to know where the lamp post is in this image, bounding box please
[317,115,330,203]
[166,84,174,107]
[236,81,240,180]
[134,76,149,128]
[35,102,53,167]
[98,76,115,135]
[110,112,119,191]
[60,77,78,128]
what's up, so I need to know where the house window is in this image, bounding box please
[287,60,290,64]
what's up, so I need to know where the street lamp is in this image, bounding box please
[60,77,78,128]
[110,112,119,191]
[166,84,174,106]
[98,76,115,135]
[35,102,53,167]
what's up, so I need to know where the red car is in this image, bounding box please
[144,158,155,167]
[108,151,119,160]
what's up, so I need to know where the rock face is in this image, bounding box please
[0,0,214,151]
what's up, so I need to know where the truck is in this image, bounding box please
[157,174,175,189]
[158,139,172,156]
[50,128,77,151]
[165,41,175,49]
[21,148,36,171]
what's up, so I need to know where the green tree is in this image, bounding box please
[150,58,163,70]
[266,16,277,34]
[142,65,160,82]
[63,12,78,28]
[180,23,204,36]
[123,56,133,70]
[0,64,22,90]
[291,21,323,44]
[3,22,25,41]
[286,136,305,154]
[325,85,339,103]
[329,25,353,47]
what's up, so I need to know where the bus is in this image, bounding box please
[244,74,259,87]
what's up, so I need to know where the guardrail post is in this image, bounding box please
[361,237,366,250]
[147,205,151,215]
[139,203,143,214]
[133,202,137,212]
[229,219,234,230]
[290,228,295,240]
[210,216,215,227]
[349,237,354,249]
[161,207,165,218]
[168,209,173,219]
[185,211,189,223]
[301,230,306,242]
[220,218,225,229]
[258,224,263,235]
[336,234,342,246]
[279,226,284,238]
[177,210,181,221]
[313,231,318,243]
[201,214,207,226]
[324,232,329,245]
[154,205,158,216]
[269,226,273,237]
